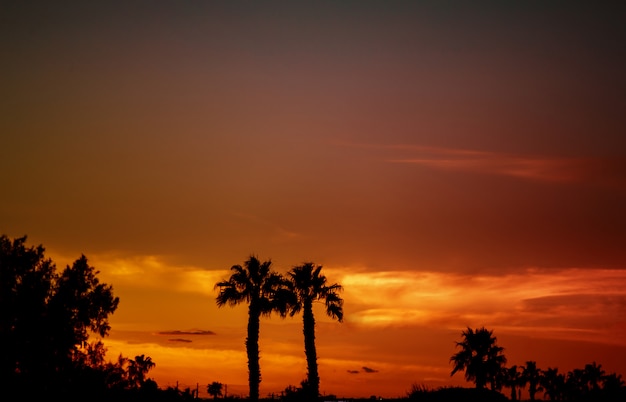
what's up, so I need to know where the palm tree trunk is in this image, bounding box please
[246,303,261,402]
[303,300,319,400]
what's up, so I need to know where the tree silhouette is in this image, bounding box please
[207,381,224,399]
[0,235,119,398]
[215,255,290,402]
[501,365,523,401]
[583,361,605,394]
[566,367,587,399]
[450,327,507,390]
[287,262,344,401]
[541,367,565,401]
[128,354,156,389]
[601,372,625,401]
[521,360,542,401]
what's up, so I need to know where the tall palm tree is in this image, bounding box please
[287,262,343,401]
[450,326,507,390]
[521,360,542,401]
[215,255,290,402]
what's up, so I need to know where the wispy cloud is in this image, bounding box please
[337,141,626,186]
[158,330,215,336]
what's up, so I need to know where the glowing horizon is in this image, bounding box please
[56,252,626,398]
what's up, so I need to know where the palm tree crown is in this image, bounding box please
[207,381,223,399]
[450,326,507,390]
[288,262,343,320]
[215,255,290,402]
[127,354,155,389]
[288,262,344,401]
[216,256,290,316]
[501,365,523,401]
[522,360,543,401]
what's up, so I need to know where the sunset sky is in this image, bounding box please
[2,1,626,399]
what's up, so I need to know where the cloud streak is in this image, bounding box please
[388,146,584,182]
[339,142,626,186]
[158,330,216,336]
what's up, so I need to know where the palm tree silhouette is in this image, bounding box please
[501,365,523,400]
[541,367,565,401]
[566,367,586,398]
[128,354,155,389]
[215,255,290,402]
[450,327,506,390]
[601,372,625,399]
[287,262,343,401]
[583,361,605,393]
[521,360,542,401]
[207,381,223,399]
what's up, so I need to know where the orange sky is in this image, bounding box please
[2,1,626,399]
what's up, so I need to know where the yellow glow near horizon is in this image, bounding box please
[328,266,626,344]
[46,252,626,397]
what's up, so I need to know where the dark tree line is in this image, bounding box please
[446,326,626,402]
[4,235,624,401]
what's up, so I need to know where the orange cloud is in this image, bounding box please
[329,266,626,345]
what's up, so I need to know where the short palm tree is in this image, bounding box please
[207,381,223,399]
[583,361,605,393]
[541,367,565,401]
[502,365,523,400]
[522,360,543,401]
[215,256,290,402]
[287,262,344,401]
[450,326,507,390]
[127,354,155,389]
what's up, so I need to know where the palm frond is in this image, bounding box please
[326,301,343,322]
[215,283,246,307]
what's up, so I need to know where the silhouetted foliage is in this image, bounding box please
[521,360,542,401]
[0,235,119,398]
[215,255,292,402]
[450,327,507,390]
[287,262,344,401]
[0,235,186,401]
[541,366,566,401]
[128,354,156,389]
[500,365,523,401]
[407,385,508,402]
[493,360,625,402]
[280,379,313,402]
[208,381,224,399]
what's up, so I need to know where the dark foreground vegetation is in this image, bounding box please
[1,235,625,401]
